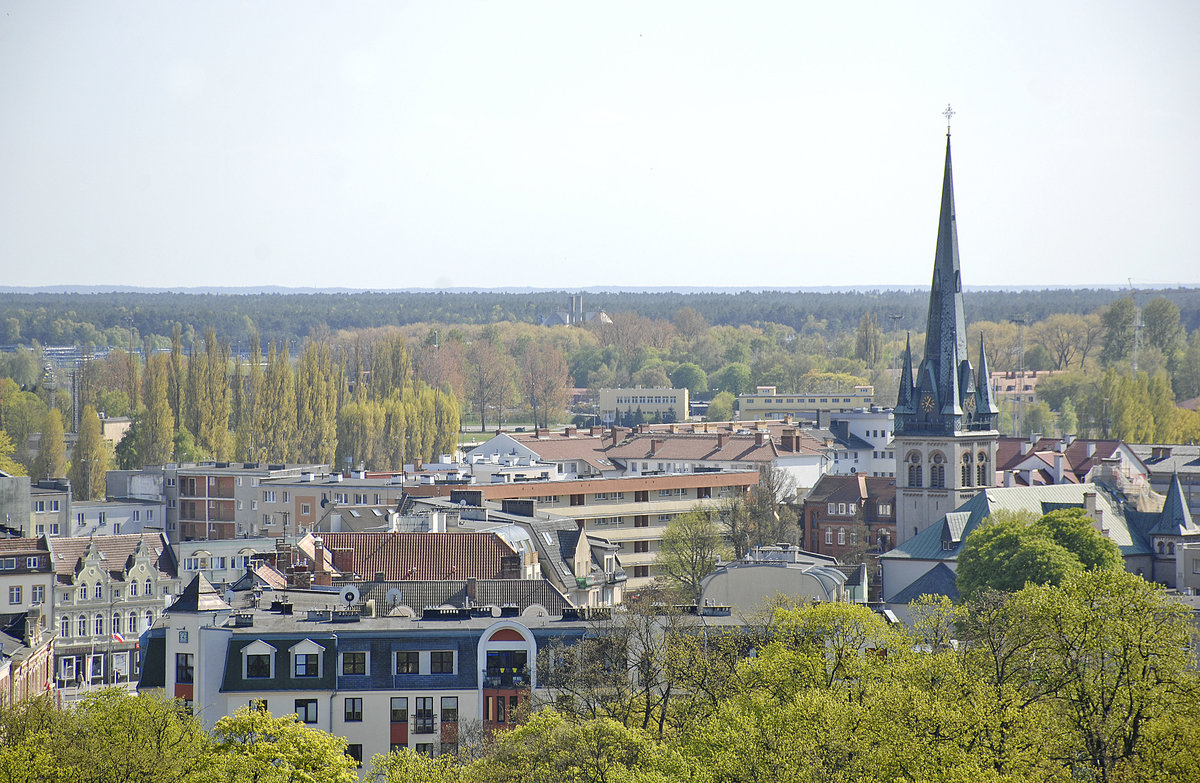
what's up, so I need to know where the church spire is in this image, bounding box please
[897,333,914,411]
[977,333,998,415]
[922,135,969,414]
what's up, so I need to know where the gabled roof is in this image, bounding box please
[360,578,571,615]
[169,573,231,613]
[889,563,960,604]
[0,537,51,556]
[49,532,175,584]
[996,437,1126,481]
[1146,473,1196,537]
[297,531,519,581]
[605,433,779,464]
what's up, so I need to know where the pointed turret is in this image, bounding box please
[896,333,914,411]
[977,333,999,415]
[1152,471,1196,535]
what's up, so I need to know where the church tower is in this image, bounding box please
[894,132,999,544]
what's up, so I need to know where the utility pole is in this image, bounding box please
[1128,279,1142,373]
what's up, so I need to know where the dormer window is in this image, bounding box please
[242,640,276,679]
[290,639,325,678]
[941,540,955,551]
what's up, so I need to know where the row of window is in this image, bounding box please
[72,578,156,601]
[32,499,61,512]
[750,396,867,404]
[906,451,989,489]
[8,585,45,604]
[824,502,892,517]
[613,396,679,405]
[182,555,251,571]
[60,609,155,639]
[0,556,42,571]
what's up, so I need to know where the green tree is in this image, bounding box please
[957,508,1120,600]
[1174,330,1200,401]
[30,409,66,480]
[1058,396,1079,436]
[295,340,338,466]
[1100,297,1138,367]
[0,428,24,476]
[656,508,731,602]
[745,463,799,549]
[466,338,512,432]
[259,340,297,462]
[140,354,175,465]
[669,363,707,395]
[68,405,109,500]
[168,322,185,429]
[854,312,883,365]
[705,391,735,422]
[710,363,751,395]
[210,707,358,783]
[1142,296,1184,358]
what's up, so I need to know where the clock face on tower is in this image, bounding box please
[920,394,936,412]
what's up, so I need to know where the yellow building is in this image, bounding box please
[737,385,876,420]
[599,388,689,426]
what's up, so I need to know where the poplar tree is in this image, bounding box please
[168,323,185,430]
[69,405,109,500]
[195,328,231,460]
[140,354,174,465]
[296,340,338,466]
[30,409,67,480]
[260,340,297,462]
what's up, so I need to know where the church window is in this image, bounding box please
[977,452,989,486]
[907,452,923,488]
[961,452,972,486]
[930,453,946,489]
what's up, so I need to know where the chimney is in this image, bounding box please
[1020,441,1032,456]
[564,426,577,437]
[716,432,729,449]
[649,438,662,457]
[313,536,326,574]
[1083,490,1104,531]
[781,427,796,452]
[755,431,767,447]
[1004,470,1015,488]
[1086,442,1097,459]
[1053,453,1065,484]
[467,577,478,603]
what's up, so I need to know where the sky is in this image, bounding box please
[1,1,1198,291]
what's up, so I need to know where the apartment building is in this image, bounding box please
[70,497,165,537]
[174,462,326,541]
[0,537,55,618]
[598,387,689,425]
[257,471,407,538]
[30,479,71,537]
[737,385,876,420]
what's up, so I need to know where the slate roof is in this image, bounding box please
[881,483,1152,563]
[1143,473,1197,537]
[889,563,960,604]
[298,531,520,581]
[49,532,175,584]
[169,573,232,613]
[1130,444,1200,478]
[359,578,571,615]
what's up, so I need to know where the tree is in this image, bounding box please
[1175,330,1200,401]
[745,463,798,549]
[854,312,883,365]
[168,323,186,430]
[466,339,512,431]
[295,340,339,466]
[69,405,109,500]
[710,363,751,395]
[140,354,175,465]
[30,409,66,480]
[956,508,1120,600]
[1142,296,1184,358]
[259,340,297,462]
[0,428,23,476]
[210,707,358,783]
[656,508,731,602]
[519,344,569,429]
[705,391,735,422]
[669,363,707,395]
[1100,297,1138,367]
[1033,313,1088,370]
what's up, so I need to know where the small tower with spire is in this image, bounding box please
[894,120,1000,545]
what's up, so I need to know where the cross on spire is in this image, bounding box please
[942,103,955,135]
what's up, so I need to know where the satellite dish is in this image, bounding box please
[385,587,403,605]
[340,585,361,605]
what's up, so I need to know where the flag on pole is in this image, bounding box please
[112,632,125,643]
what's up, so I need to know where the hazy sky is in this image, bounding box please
[2,1,1198,290]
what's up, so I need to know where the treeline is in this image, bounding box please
[369,571,1200,782]
[4,287,1200,349]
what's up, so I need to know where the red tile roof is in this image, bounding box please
[0,538,50,555]
[297,532,519,581]
[49,533,175,583]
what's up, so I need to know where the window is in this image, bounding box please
[827,503,836,514]
[295,699,318,724]
[431,650,455,674]
[294,653,319,677]
[130,581,138,596]
[633,565,650,578]
[301,503,311,515]
[341,651,367,675]
[907,452,922,488]
[36,524,44,535]
[8,586,20,604]
[34,500,45,512]
[77,615,87,636]
[441,696,458,722]
[390,697,408,722]
[26,556,39,569]
[838,503,846,515]
[344,697,363,722]
[413,697,435,734]
[395,651,419,674]
[1,558,15,570]
[249,699,269,712]
[50,523,59,535]
[128,611,137,633]
[94,613,104,636]
[95,584,103,599]
[132,510,140,522]
[246,653,272,678]
[145,610,154,629]
[184,557,199,570]
[176,653,194,683]
[60,615,70,638]
[929,453,946,489]
[838,528,846,545]
[977,452,989,486]
[879,503,892,516]
[825,529,833,545]
[264,491,277,503]
[415,743,434,756]
[144,578,152,595]
[98,512,106,526]
[346,744,363,767]
[634,540,649,553]
[112,612,121,635]
[60,656,77,682]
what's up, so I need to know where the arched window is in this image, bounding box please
[112,612,122,635]
[94,613,104,637]
[77,615,87,637]
[1157,541,1164,554]
[145,578,152,596]
[145,610,154,630]
[60,615,71,638]
[1169,542,1176,555]
[907,452,923,488]
[838,528,846,545]
[78,584,88,601]
[129,581,138,597]
[129,611,137,634]
[977,452,989,486]
[930,453,946,489]
[961,452,973,486]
